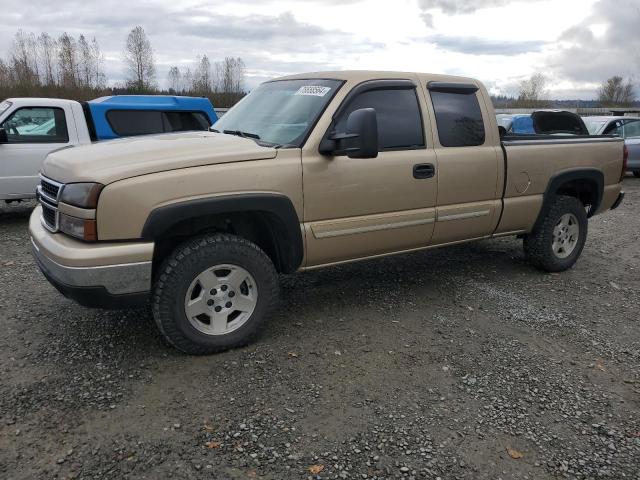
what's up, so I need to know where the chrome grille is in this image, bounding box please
[40,179,60,200]
[41,202,57,229]
[37,175,63,232]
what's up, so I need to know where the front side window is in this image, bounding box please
[1,107,68,143]
[603,121,623,137]
[334,88,425,151]
[212,79,343,147]
[623,120,640,139]
[430,91,485,147]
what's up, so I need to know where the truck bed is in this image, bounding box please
[494,135,624,236]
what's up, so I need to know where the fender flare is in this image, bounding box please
[141,193,303,273]
[534,169,604,230]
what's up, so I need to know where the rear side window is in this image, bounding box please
[430,91,485,147]
[163,111,211,132]
[107,110,163,136]
[335,88,424,151]
[107,110,211,137]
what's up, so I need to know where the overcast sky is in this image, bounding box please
[3,0,639,99]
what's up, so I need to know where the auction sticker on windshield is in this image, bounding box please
[294,86,331,97]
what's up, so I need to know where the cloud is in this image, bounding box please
[427,34,546,56]
[0,1,380,88]
[418,0,512,14]
[546,0,640,85]
[416,0,549,15]
[1,0,636,99]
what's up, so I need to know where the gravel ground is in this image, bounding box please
[1,179,639,480]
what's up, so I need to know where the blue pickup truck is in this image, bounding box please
[0,95,218,201]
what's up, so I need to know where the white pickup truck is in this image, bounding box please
[0,96,218,202]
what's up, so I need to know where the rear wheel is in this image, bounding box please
[523,195,588,272]
[152,233,278,354]
[633,171,640,178]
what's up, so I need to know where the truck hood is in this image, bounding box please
[42,131,277,184]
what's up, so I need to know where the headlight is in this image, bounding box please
[58,213,98,241]
[60,183,104,208]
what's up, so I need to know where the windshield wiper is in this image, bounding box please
[223,129,261,140]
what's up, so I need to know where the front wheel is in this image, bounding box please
[523,195,588,272]
[152,233,278,354]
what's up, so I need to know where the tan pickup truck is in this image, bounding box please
[30,71,627,354]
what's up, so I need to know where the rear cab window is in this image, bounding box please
[429,83,486,147]
[106,110,212,137]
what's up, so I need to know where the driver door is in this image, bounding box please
[0,106,73,198]
[302,80,438,267]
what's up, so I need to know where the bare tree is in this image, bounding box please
[57,32,78,89]
[0,58,13,88]
[598,76,636,107]
[1,29,112,100]
[91,37,106,89]
[11,30,40,87]
[78,35,94,88]
[211,57,246,105]
[123,26,155,92]
[183,67,193,94]
[517,73,548,107]
[38,32,57,86]
[193,55,212,94]
[167,66,181,93]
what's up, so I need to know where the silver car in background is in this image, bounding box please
[583,116,640,177]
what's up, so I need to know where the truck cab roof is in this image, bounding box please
[4,98,81,108]
[277,70,478,85]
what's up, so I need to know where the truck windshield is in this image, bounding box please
[212,79,342,148]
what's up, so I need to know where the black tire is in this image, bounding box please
[152,233,278,354]
[633,171,640,178]
[523,195,588,273]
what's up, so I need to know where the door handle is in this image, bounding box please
[413,163,436,179]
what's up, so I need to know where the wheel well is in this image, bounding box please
[151,211,289,279]
[555,178,599,215]
[532,170,604,232]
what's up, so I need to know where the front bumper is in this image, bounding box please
[30,206,153,309]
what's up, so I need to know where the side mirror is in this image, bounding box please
[319,108,378,159]
[0,127,7,144]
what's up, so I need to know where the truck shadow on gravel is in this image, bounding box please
[47,237,528,359]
